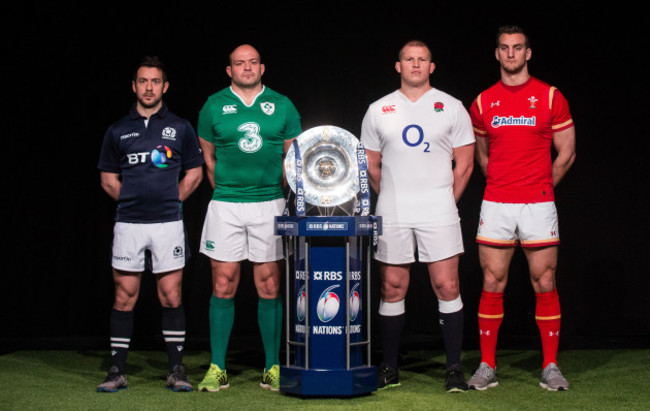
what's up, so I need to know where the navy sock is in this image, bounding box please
[380,313,405,369]
[162,305,186,372]
[109,308,134,373]
[439,309,464,369]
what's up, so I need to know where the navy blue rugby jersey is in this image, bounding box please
[98,104,204,223]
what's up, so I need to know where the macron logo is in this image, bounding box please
[120,132,139,140]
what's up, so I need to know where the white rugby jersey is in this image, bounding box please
[360,88,475,227]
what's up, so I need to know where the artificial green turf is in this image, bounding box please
[1,349,649,410]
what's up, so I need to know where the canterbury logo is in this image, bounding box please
[382,105,396,114]
[222,105,237,114]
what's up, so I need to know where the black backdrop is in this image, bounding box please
[3,2,648,353]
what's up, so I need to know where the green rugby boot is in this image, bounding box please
[198,364,229,392]
[260,364,280,391]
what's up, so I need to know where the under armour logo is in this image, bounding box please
[491,101,500,108]
[479,329,491,336]
[548,331,560,337]
[177,345,184,352]
[111,350,117,356]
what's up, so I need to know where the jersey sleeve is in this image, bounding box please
[197,99,216,143]
[550,87,574,132]
[359,106,381,152]
[97,126,121,173]
[451,100,476,148]
[180,120,205,170]
[284,99,302,139]
[469,95,488,138]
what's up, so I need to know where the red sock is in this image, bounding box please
[535,288,562,368]
[477,290,504,369]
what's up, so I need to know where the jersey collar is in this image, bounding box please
[128,102,169,120]
[499,76,534,93]
[229,85,266,107]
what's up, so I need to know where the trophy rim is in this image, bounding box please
[285,125,361,207]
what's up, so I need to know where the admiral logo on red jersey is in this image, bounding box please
[491,115,536,128]
[382,105,396,114]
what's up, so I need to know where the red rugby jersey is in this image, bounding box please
[469,77,574,203]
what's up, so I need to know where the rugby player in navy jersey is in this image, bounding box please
[96,56,204,392]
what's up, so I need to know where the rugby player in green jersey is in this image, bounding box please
[196,44,302,392]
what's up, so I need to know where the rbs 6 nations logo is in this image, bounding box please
[297,284,361,322]
[296,285,306,322]
[349,283,360,321]
[317,285,340,323]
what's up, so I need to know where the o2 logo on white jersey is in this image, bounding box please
[237,122,263,153]
[402,124,430,152]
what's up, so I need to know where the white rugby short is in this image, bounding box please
[111,221,186,274]
[199,199,284,263]
[374,222,464,264]
[476,200,560,247]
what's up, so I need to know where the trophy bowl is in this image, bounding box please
[285,126,361,208]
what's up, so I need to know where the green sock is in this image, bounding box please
[258,297,282,370]
[209,295,234,369]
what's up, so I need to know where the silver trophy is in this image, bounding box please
[285,126,366,216]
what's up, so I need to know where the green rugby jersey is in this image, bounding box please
[198,86,302,202]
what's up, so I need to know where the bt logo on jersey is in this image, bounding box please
[127,152,150,164]
[151,145,172,168]
[126,145,173,168]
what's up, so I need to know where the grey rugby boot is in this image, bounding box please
[540,363,570,391]
[97,365,127,392]
[167,364,193,392]
[467,362,498,390]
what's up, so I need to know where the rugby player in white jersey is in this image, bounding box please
[360,40,475,393]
